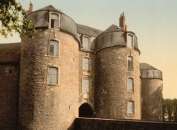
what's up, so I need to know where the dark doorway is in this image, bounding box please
[79,103,94,117]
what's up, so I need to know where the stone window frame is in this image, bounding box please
[127,56,133,71]
[47,66,60,86]
[127,33,134,48]
[127,100,135,116]
[49,12,61,29]
[81,76,92,99]
[82,57,92,72]
[127,77,134,93]
[48,39,60,57]
[82,35,90,51]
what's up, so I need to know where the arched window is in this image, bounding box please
[50,13,60,28]
[127,78,134,92]
[128,56,133,71]
[49,40,59,56]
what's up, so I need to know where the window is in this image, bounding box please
[49,40,59,56]
[50,13,59,28]
[127,34,134,48]
[47,67,58,85]
[82,78,90,94]
[127,78,134,92]
[82,58,91,71]
[82,36,90,50]
[127,101,134,115]
[128,56,133,71]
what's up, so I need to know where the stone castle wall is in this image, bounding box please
[95,47,141,119]
[141,78,163,121]
[19,29,80,130]
[0,64,19,130]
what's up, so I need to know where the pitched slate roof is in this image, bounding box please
[77,24,102,37]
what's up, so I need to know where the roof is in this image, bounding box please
[0,43,20,64]
[32,5,62,13]
[104,24,121,32]
[140,63,159,70]
[140,63,162,79]
[77,24,102,37]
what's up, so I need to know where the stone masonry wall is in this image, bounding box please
[141,78,163,121]
[95,47,141,120]
[0,64,19,130]
[19,29,80,130]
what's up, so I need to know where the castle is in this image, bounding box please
[0,5,163,130]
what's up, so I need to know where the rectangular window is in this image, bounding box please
[82,36,90,50]
[47,67,58,85]
[82,58,91,71]
[82,78,90,94]
[127,78,134,92]
[51,19,55,28]
[49,40,59,56]
[127,101,134,115]
[128,56,133,71]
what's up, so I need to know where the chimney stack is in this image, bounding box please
[28,0,33,13]
[119,12,127,32]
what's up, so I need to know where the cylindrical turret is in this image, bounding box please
[19,5,80,130]
[94,25,141,120]
[140,63,163,121]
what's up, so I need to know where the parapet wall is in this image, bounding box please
[73,118,177,130]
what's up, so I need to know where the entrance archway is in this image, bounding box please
[79,103,94,117]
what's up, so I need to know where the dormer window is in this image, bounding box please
[50,13,60,28]
[82,35,90,50]
[127,34,134,48]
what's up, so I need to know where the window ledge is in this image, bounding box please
[47,84,59,87]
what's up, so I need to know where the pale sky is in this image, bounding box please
[0,0,177,98]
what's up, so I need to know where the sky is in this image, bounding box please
[0,0,177,98]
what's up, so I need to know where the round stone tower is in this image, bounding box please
[140,63,163,121]
[94,23,141,119]
[19,5,80,130]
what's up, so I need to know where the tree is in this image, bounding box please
[0,0,33,36]
[162,99,177,122]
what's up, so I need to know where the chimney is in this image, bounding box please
[28,0,33,13]
[119,12,126,32]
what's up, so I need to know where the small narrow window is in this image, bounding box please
[82,58,91,71]
[49,40,59,56]
[127,34,134,48]
[82,78,90,95]
[128,56,133,71]
[127,78,134,92]
[82,36,90,50]
[47,67,58,85]
[50,13,59,28]
[127,101,134,115]
[51,19,55,28]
